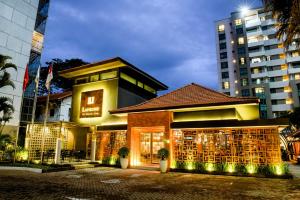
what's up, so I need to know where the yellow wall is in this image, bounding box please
[72,78,127,126]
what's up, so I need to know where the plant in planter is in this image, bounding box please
[118,147,129,169]
[158,148,169,173]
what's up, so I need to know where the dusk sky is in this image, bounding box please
[42,0,261,92]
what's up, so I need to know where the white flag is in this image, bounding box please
[45,64,53,91]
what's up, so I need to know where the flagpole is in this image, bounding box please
[13,92,25,164]
[40,63,53,163]
[28,66,40,164]
[14,63,29,163]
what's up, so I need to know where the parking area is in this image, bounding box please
[0,167,300,200]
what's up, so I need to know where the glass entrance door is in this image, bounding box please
[140,132,164,164]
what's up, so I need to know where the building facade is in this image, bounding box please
[26,57,287,171]
[215,7,300,119]
[0,0,42,135]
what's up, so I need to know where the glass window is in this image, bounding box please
[238,37,244,45]
[220,52,227,59]
[239,57,245,65]
[241,89,250,97]
[223,81,230,89]
[218,24,225,32]
[137,81,144,88]
[241,78,248,86]
[240,68,248,76]
[255,87,264,94]
[236,27,243,35]
[238,47,245,54]
[221,62,228,69]
[101,71,117,80]
[120,72,136,84]
[144,84,156,94]
[295,74,300,80]
[75,77,88,84]
[90,74,99,82]
[219,33,226,40]
[292,51,300,57]
[219,42,226,50]
[235,19,242,26]
[222,72,229,79]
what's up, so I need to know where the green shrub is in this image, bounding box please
[157,148,169,160]
[117,147,129,158]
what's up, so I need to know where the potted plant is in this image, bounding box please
[118,147,129,169]
[158,148,169,173]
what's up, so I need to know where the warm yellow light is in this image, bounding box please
[286,98,293,105]
[206,163,215,172]
[275,165,283,175]
[246,164,256,174]
[218,24,225,32]
[186,162,194,170]
[227,163,235,173]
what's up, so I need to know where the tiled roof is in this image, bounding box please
[110,83,259,114]
[37,91,72,102]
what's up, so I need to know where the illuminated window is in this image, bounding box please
[90,74,99,82]
[238,37,244,45]
[120,72,136,84]
[253,68,260,74]
[255,87,264,94]
[263,35,268,40]
[239,57,245,65]
[235,19,242,26]
[101,71,117,80]
[137,81,143,88]
[144,84,156,94]
[251,57,261,63]
[87,96,95,105]
[248,36,259,43]
[241,78,248,86]
[295,74,300,80]
[218,24,225,32]
[292,51,300,57]
[223,82,230,89]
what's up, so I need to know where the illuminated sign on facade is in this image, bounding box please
[80,90,103,118]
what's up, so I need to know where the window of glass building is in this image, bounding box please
[220,52,227,59]
[222,72,229,79]
[101,71,117,80]
[219,33,226,40]
[241,78,248,86]
[238,37,244,45]
[218,24,225,32]
[292,51,300,57]
[222,81,230,89]
[255,87,264,94]
[235,19,242,26]
[295,74,300,80]
[219,42,226,50]
[221,62,228,69]
[239,57,245,65]
[240,68,248,76]
[241,89,250,97]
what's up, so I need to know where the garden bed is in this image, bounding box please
[0,162,75,173]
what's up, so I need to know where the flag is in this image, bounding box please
[35,66,40,85]
[23,64,29,91]
[45,64,53,91]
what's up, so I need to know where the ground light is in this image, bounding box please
[206,163,215,172]
[246,164,257,174]
[186,162,194,170]
[226,163,235,173]
[275,164,283,175]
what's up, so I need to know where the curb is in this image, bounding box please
[0,166,43,173]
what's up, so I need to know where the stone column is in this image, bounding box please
[54,138,62,164]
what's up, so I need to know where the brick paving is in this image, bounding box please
[0,167,300,200]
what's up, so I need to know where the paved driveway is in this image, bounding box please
[0,167,300,200]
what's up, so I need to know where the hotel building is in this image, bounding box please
[26,57,288,170]
[215,7,300,119]
[0,0,49,136]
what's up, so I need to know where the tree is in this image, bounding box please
[39,58,89,95]
[289,107,300,130]
[263,0,300,49]
[0,55,17,134]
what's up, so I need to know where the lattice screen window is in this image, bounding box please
[172,128,281,165]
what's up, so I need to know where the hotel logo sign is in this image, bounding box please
[80,90,103,118]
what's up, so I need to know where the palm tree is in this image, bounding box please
[0,55,17,134]
[263,0,300,49]
[0,134,12,151]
